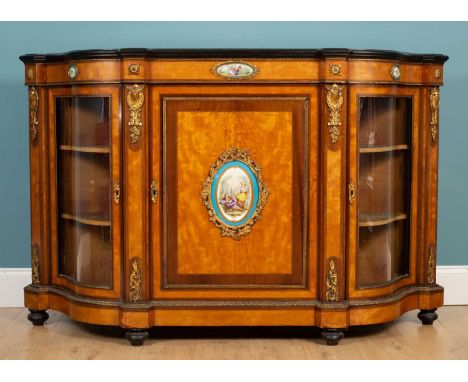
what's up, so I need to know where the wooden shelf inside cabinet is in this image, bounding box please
[59,145,110,154]
[359,212,407,227]
[60,213,111,227]
[359,144,408,154]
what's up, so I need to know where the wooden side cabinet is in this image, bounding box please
[20,49,448,346]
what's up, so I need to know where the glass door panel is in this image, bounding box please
[357,97,412,288]
[55,97,112,288]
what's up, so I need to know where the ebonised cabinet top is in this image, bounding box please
[20,48,449,64]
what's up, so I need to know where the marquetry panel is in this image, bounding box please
[151,85,318,299]
[122,59,149,81]
[165,97,304,287]
[25,64,36,85]
[123,84,149,302]
[321,83,347,302]
[422,64,444,86]
[150,60,319,82]
[348,61,422,84]
[425,86,440,285]
[39,61,121,85]
[29,86,49,284]
[321,59,348,82]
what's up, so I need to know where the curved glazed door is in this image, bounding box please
[347,86,421,298]
[48,86,122,299]
[150,85,318,300]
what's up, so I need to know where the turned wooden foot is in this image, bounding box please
[321,329,344,346]
[27,309,49,326]
[125,329,149,346]
[417,309,439,325]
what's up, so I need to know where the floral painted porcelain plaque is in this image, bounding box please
[201,148,269,239]
[213,61,257,79]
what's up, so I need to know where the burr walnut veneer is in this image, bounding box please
[20,49,448,345]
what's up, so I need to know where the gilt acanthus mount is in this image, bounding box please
[128,258,143,302]
[325,258,339,302]
[29,87,39,143]
[200,148,269,240]
[325,84,344,144]
[430,87,440,143]
[126,84,145,144]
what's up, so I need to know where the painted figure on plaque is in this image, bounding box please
[201,148,269,239]
[229,65,242,76]
[217,167,252,221]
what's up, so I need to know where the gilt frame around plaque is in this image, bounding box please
[200,148,270,240]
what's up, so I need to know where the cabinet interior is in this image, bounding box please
[357,97,412,288]
[55,97,112,288]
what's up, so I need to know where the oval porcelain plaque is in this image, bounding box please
[68,64,79,80]
[214,62,257,79]
[390,64,401,81]
[211,161,259,227]
[200,148,269,240]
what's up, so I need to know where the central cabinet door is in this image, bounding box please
[151,86,318,299]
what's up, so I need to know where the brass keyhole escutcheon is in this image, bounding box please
[151,180,158,203]
[113,181,120,204]
[348,182,356,203]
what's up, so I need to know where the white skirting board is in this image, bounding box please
[0,268,32,307]
[0,266,467,307]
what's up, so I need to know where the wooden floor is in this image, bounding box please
[0,306,467,359]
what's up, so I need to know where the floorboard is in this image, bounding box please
[0,306,467,360]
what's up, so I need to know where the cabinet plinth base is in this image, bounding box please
[23,284,444,338]
[27,309,49,326]
[321,329,344,346]
[417,309,439,325]
[125,329,149,346]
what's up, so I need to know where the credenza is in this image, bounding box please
[20,49,448,345]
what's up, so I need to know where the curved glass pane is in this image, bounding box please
[56,96,112,288]
[357,97,412,287]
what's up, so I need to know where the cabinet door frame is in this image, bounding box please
[47,85,122,299]
[347,85,421,299]
[150,84,319,300]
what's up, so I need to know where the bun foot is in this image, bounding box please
[417,309,439,325]
[125,329,149,346]
[321,329,344,346]
[27,309,49,326]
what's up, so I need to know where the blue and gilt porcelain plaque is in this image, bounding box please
[201,148,269,239]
